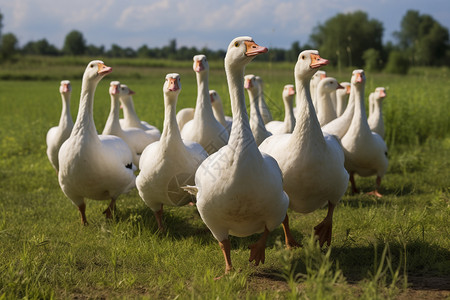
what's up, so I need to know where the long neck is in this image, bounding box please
[104,94,122,133]
[339,88,355,120]
[122,96,141,124]
[248,88,265,132]
[161,93,182,145]
[350,82,371,131]
[291,75,325,147]
[71,79,99,138]
[193,71,214,119]
[283,96,295,132]
[58,93,73,129]
[226,63,254,150]
[212,101,227,126]
[317,90,336,124]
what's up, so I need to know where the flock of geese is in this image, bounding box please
[46,36,388,275]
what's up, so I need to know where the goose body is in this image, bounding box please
[137,74,207,230]
[58,61,136,224]
[259,50,348,247]
[46,80,74,172]
[335,82,351,117]
[367,87,387,138]
[187,37,288,275]
[316,77,343,127]
[245,74,272,145]
[181,55,229,154]
[102,81,159,167]
[341,70,388,197]
[176,107,195,131]
[118,84,161,135]
[265,84,296,135]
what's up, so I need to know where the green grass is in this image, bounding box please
[0,58,449,299]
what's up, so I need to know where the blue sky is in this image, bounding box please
[1,0,449,51]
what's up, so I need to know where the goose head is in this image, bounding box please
[337,82,351,96]
[225,36,268,70]
[209,90,220,104]
[318,77,344,93]
[119,84,136,97]
[374,87,386,100]
[109,81,120,95]
[312,70,327,84]
[351,69,366,85]
[60,80,72,95]
[283,84,296,99]
[193,54,209,73]
[244,74,259,94]
[82,60,112,85]
[295,50,329,79]
[164,73,181,94]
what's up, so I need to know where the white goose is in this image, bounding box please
[181,55,229,154]
[58,61,136,225]
[245,74,272,145]
[118,84,161,135]
[176,107,194,131]
[102,81,159,167]
[136,73,208,231]
[316,77,343,127]
[210,90,232,133]
[341,70,388,197]
[46,80,73,173]
[367,87,387,138]
[265,84,296,135]
[255,76,273,124]
[185,37,288,275]
[259,50,349,247]
[335,82,351,117]
[321,73,358,139]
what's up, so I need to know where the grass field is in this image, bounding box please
[0,57,449,299]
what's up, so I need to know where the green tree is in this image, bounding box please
[0,33,19,60]
[22,39,60,55]
[363,48,381,71]
[394,10,449,66]
[310,11,384,68]
[63,30,86,55]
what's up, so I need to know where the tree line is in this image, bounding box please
[0,10,448,74]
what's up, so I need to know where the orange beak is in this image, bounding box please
[97,62,112,75]
[210,93,215,103]
[194,60,204,72]
[128,88,136,95]
[355,72,363,83]
[244,40,268,57]
[244,78,252,89]
[346,85,351,94]
[61,83,70,93]
[320,73,327,80]
[288,86,295,96]
[109,84,120,95]
[168,78,179,91]
[379,89,386,97]
[310,53,329,69]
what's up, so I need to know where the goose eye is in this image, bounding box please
[90,64,94,68]
[301,55,305,59]
[234,42,239,47]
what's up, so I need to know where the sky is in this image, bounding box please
[1,0,449,51]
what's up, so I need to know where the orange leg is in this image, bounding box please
[367,176,383,198]
[216,238,232,279]
[248,227,270,266]
[349,172,359,195]
[154,204,165,232]
[103,198,117,219]
[78,203,88,225]
[282,214,301,249]
[313,201,335,247]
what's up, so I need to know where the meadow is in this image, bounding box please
[0,56,449,299]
